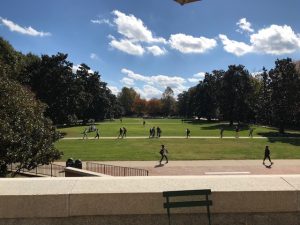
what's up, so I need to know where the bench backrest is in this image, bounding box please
[163,189,212,225]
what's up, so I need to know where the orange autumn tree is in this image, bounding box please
[132,96,147,116]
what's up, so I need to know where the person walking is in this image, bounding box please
[220,127,224,138]
[159,144,169,164]
[118,127,123,138]
[149,127,153,138]
[157,127,161,138]
[235,126,240,138]
[263,145,273,165]
[122,127,127,138]
[82,128,88,140]
[95,128,100,139]
[152,126,156,138]
[186,128,190,138]
[249,128,254,138]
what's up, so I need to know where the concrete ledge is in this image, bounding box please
[1,175,300,225]
[64,167,111,177]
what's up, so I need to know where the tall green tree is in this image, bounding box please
[0,77,62,176]
[117,87,139,116]
[269,58,300,133]
[177,91,191,118]
[255,68,272,125]
[161,87,176,116]
[219,65,254,125]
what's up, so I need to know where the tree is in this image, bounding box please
[255,68,272,125]
[192,71,222,121]
[177,91,190,118]
[219,65,254,125]
[269,58,300,133]
[0,77,62,177]
[147,98,162,116]
[161,87,176,116]
[0,37,25,79]
[117,87,139,116]
[132,97,147,116]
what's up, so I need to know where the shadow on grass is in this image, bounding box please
[201,123,250,131]
[258,132,300,146]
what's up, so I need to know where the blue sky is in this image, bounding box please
[1,0,300,99]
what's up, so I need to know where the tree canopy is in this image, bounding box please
[0,77,62,176]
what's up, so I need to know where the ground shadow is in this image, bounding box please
[258,132,300,146]
[201,123,250,131]
[154,164,165,168]
[264,164,272,169]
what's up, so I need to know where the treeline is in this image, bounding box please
[177,61,300,133]
[0,37,121,125]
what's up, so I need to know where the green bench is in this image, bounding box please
[163,189,212,225]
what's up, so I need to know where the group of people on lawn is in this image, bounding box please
[149,126,162,138]
[82,125,256,139]
[220,126,254,138]
[81,123,273,166]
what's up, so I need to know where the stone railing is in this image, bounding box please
[0,175,300,225]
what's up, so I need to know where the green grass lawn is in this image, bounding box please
[56,118,300,161]
[56,138,300,161]
[58,118,300,138]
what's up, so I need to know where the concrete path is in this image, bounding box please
[55,160,300,176]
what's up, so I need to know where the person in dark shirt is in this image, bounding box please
[159,145,168,164]
[235,126,240,138]
[220,127,224,138]
[118,128,123,138]
[186,128,190,138]
[263,145,273,165]
[122,127,127,138]
[95,128,100,139]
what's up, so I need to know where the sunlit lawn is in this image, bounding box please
[56,138,300,161]
[56,118,300,161]
[58,118,300,138]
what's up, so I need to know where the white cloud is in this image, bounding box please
[121,68,150,82]
[250,24,300,55]
[121,68,186,90]
[169,33,217,54]
[236,18,254,33]
[112,10,166,44]
[109,39,145,56]
[107,86,120,95]
[219,34,253,56]
[120,77,135,86]
[251,71,263,77]
[146,45,167,56]
[220,24,300,56]
[134,85,162,100]
[193,72,205,79]
[120,68,188,99]
[72,64,94,74]
[91,18,113,26]
[188,72,205,83]
[90,53,100,60]
[188,78,199,83]
[0,17,51,37]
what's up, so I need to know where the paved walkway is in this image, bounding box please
[55,160,300,176]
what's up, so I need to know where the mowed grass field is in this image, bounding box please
[58,118,299,138]
[56,118,300,161]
